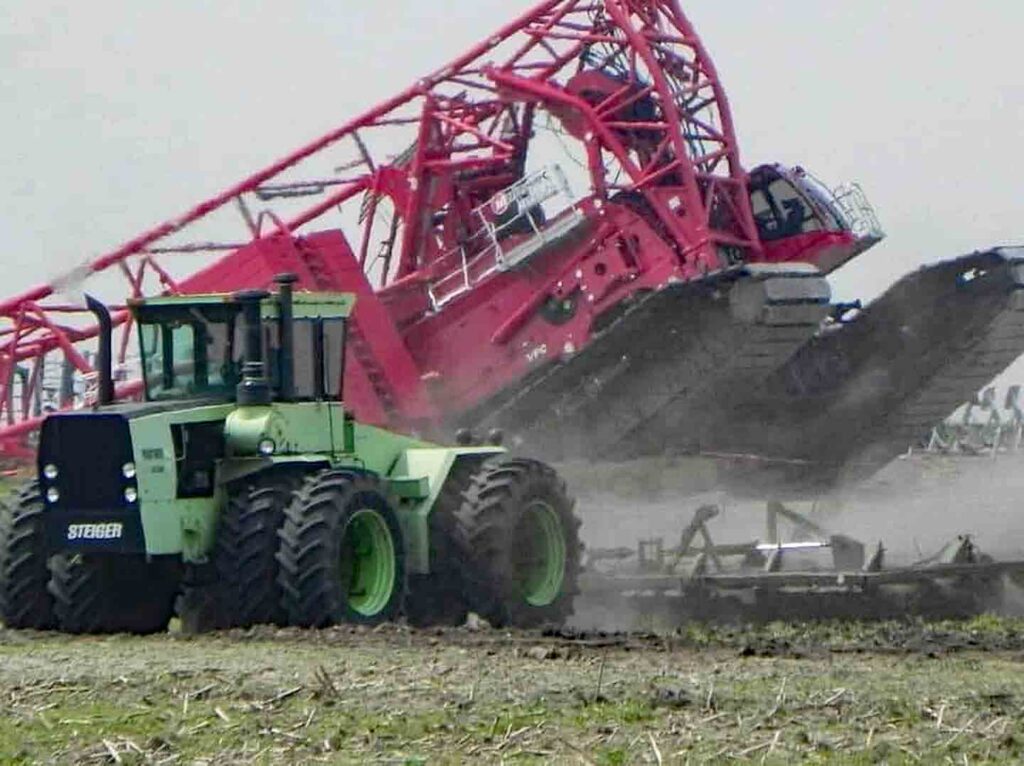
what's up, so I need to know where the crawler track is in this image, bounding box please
[696,248,1024,491]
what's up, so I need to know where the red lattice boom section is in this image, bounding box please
[0,0,760,457]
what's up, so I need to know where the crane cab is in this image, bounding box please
[749,163,885,274]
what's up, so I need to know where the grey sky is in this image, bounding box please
[2,1,1022,374]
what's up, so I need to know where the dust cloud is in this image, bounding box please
[561,452,1024,631]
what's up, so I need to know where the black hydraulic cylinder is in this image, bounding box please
[235,289,271,405]
[274,273,298,401]
[84,294,114,406]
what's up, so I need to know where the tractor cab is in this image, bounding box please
[749,164,885,274]
[131,277,352,406]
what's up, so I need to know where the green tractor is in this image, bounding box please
[0,275,581,634]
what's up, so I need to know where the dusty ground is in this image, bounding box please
[4,619,1024,764]
[3,454,1024,762]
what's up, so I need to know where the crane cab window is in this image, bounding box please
[750,168,844,242]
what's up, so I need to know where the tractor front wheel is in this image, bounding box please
[0,482,55,629]
[277,471,405,627]
[454,459,581,628]
[49,555,179,634]
[177,470,304,632]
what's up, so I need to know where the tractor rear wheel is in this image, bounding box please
[0,482,55,629]
[277,471,405,627]
[454,459,581,628]
[177,470,304,632]
[49,554,179,634]
[403,460,480,628]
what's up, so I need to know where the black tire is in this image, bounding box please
[277,470,405,627]
[0,482,55,629]
[175,579,223,635]
[49,554,179,635]
[177,470,303,632]
[972,553,1007,614]
[403,460,480,628]
[454,459,582,628]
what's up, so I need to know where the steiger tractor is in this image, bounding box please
[0,275,581,634]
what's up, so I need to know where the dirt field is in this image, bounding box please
[3,619,1024,764]
[3,453,1024,763]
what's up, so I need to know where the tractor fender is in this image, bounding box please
[215,455,333,487]
[388,447,502,574]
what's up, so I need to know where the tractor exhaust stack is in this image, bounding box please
[84,294,114,406]
[235,289,271,406]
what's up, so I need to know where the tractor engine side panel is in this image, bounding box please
[127,405,235,559]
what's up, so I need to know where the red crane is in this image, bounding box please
[0,0,892,464]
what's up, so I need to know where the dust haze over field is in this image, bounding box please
[566,453,1024,557]
[561,452,1024,630]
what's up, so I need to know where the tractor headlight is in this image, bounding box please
[122,462,136,479]
[124,487,138,503]
[43,464,59,480]
[46,487,60,503]
[258,438,276,456]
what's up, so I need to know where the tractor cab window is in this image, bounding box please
[138,305,241,401]
[750,167,844,242]
[288,318,345,399]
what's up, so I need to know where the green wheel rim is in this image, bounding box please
[515,500,567,607]
[340,509,397,617]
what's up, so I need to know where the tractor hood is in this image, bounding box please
[92,398,229,421]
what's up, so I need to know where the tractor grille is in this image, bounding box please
[38,413,133,510]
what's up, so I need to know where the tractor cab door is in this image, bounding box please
[749,164,884,274]
[136,302,242,402]
[277,313,350,450]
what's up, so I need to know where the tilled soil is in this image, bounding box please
[3,618,1024,763]
[3,456,1024,762]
